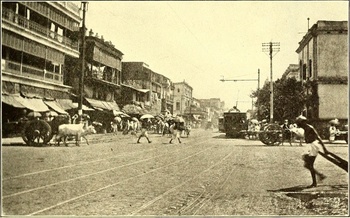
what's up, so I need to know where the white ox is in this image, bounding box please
[289,124,305,146]
[56,123,96,146]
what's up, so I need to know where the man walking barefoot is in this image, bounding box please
[169,122,181,144]
[137,118,152,144]
[296,115,328,188]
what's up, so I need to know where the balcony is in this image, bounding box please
[86,71,120,87]
[2,8,79,51]
[3,59,63,84]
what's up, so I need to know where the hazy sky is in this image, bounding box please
[84,1,348,111]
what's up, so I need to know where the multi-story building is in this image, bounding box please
[173,81,193,115]
[295,20,348,122]
[121,62,173,115]
[2,2,81,121]
[198,98,224,123]
[65,29,122,112]
[281,64,300,80]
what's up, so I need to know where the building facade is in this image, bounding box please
[2,2,80,98]
[296,20,348,121]
[281,64,300,80]
[121,62,174,115]
[2,2,82,126]
[198,98,224,123]
[65,29,123,112]
[173,81,193,115]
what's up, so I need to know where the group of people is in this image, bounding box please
[136,117,188,144]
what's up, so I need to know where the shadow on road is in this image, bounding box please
[2,143,28,147]
[267,185,309,193]
[212,134,228,139]
[268,184,348,193]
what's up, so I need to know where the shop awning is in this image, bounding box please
[56,99,77,110]
[44,100,68,114]
[137,89,150,93]
[16,97,50,112]
[122,84,149,94]
[85,97,120,111]
[72,103,95,111]
[2,94,25,108]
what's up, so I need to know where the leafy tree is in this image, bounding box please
[251,78,305,122]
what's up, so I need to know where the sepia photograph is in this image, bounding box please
[1,1,349,216]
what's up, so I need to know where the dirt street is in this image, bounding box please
[1,129,348,216]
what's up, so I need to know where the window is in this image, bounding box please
[299,60,303,80]
[176,102,180,110]
[308,59,312,78]
[26,9,30,20]
[303,64,307,80]
[178,88,180,93]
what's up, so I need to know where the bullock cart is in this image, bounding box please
[21,115,70,146]
[240,123,284,146]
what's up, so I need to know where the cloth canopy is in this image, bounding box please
[44,100,68,114]
[72,103,95,111]
[2,94,25,108]
[85,97,120,111]
[56,99,77,110]
[137,89,150,93]
[16,97,50,112]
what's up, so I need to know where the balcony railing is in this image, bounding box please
[3,60,63,84]
[56,2,80,14]
[2,8,79,51]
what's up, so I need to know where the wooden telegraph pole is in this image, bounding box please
[262,42,280,123]
[79,2,88,123]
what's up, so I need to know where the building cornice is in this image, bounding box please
[296,21,348,53]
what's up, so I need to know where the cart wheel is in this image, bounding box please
[22,120,52,146]
[259,124,283,146]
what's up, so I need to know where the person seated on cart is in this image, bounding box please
[281,119,292,146]
[329,118,340,143]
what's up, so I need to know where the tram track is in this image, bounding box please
[129,149,235,215]
[3,132,216,215]
[3,137,210,198]
[3,130,348,216]
[27,142,217,215]
[3,132,207,180]
[133,144,238,216]
[3,132,208,181]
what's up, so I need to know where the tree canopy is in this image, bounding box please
[250,77,305,122]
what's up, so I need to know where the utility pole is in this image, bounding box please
[220,69,260,112]
[257,68,260,117]
[262,42,280,123]
[79,2,88,123]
